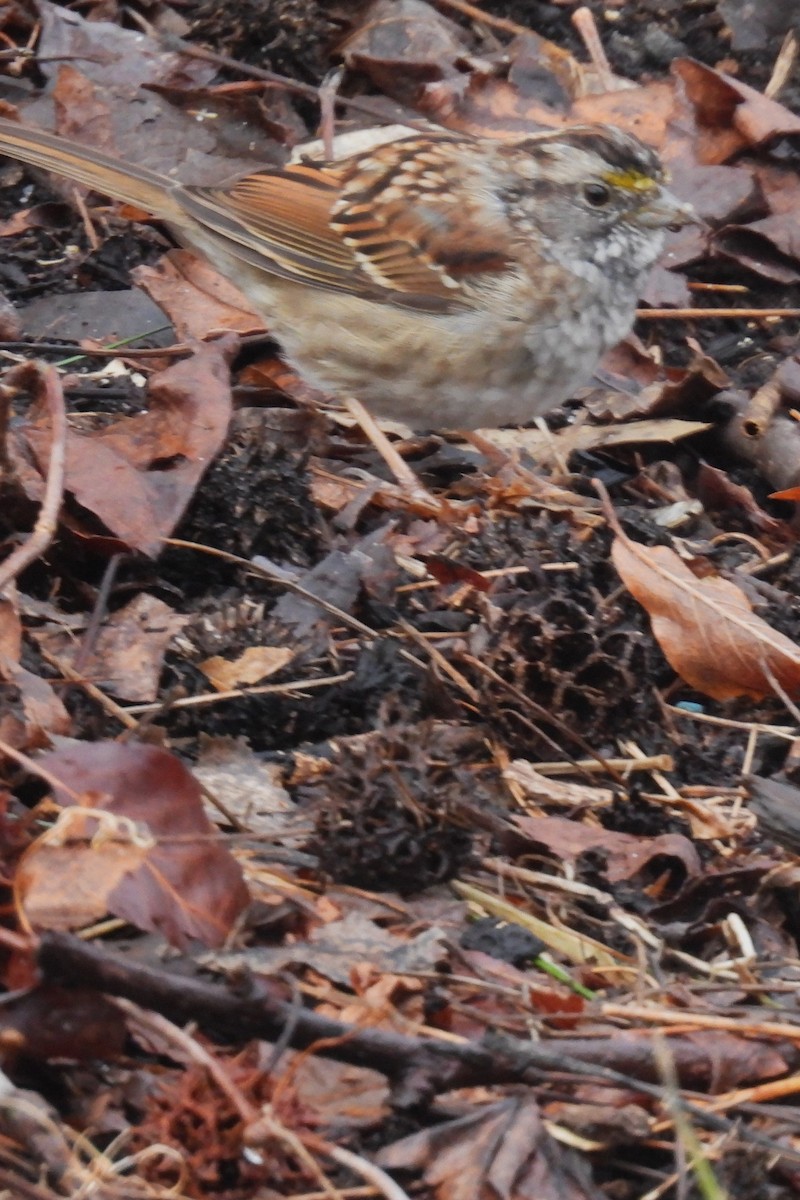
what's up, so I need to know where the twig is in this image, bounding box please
[0,364,66,595]
[36,932,800,1163]
[321,1145,411,1200]
[73,553,122,675]
[433,0,531,37]
[637,308,800,320]
[663,703,795,738]
[766,29,798,99]
[571,7,615,91]
[602,1001,800,1042]
[36,645,139,730]
[0,337,184,360]
[533,754,673,776]
[0,737,83,800]
[120,670,355,715]
[318,66,345,160]
[157,34,426,129]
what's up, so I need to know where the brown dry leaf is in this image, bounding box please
[32,594,188,703]
[25,7,278,185]
[586,342,728,423]
[16,807,153,932]
[572,77,689,160]
[544,1102,650,1148]
[133,250,266,341]
[756,161,800,219]
[0,594,70,750]
[693,462,783,536]
[216,912,448,987]
[0,984,127,1063]
[199,645,294,692]
[37,0,215,93]
[475,418,710,462]
[422,71,566,138]
[609,515,800,700]
[21,337,236,557]
[342,0,591,138]
[714,220,800,282]
[511,815,700,884]
[377,1094,605,1200]
[339,0,470,107]
[667,162,758,224]
[673,57,800,162]
[638,263,692,309]
[192,736,296,837]
[17,741,250,949]
[290,1054,390,1130]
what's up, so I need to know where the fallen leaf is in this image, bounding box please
[0,985,126,1063]
[377,1094,606,1200]
[133,250,265,341]
[21,337,236,557]
[510,815,701,884]
[215,913,448,987]
[32,594,188,702]
[17,741,250,949]
[674,57,800,162]
[200,646,294,692]
[474,418,710,461]
[693,462,783,535]
[18,288,171,347]
[193,736,297,836]
[607,507,800,700]
[0,595,70,749]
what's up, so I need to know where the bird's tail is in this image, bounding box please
[0,116,185,222]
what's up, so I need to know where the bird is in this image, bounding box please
[0,116,694,431]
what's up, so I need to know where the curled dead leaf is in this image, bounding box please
[603,487,800,700]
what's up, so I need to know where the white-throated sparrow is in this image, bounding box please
[0,118,694,428]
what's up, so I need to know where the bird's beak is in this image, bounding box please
[638,188,702,230]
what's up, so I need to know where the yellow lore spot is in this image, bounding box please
[601,169,658,193]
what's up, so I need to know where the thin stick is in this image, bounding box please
[532,753,673,776]
[158,33,426,129]
[323,1145,412,1200]
[637,307,800,320]
[602,1001,800,1042]
[766,29,798,99]
[122,671,355,715]
[0,365,66,594]
[572,7,615,90]
[433,0,532,37]
[0,737,83,800]
[343,396,443,514]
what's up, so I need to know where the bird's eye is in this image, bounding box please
[583,182,611,207]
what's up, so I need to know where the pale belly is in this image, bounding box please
[199,243,638,430]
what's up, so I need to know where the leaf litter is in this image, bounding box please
[0,0,800,1197]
